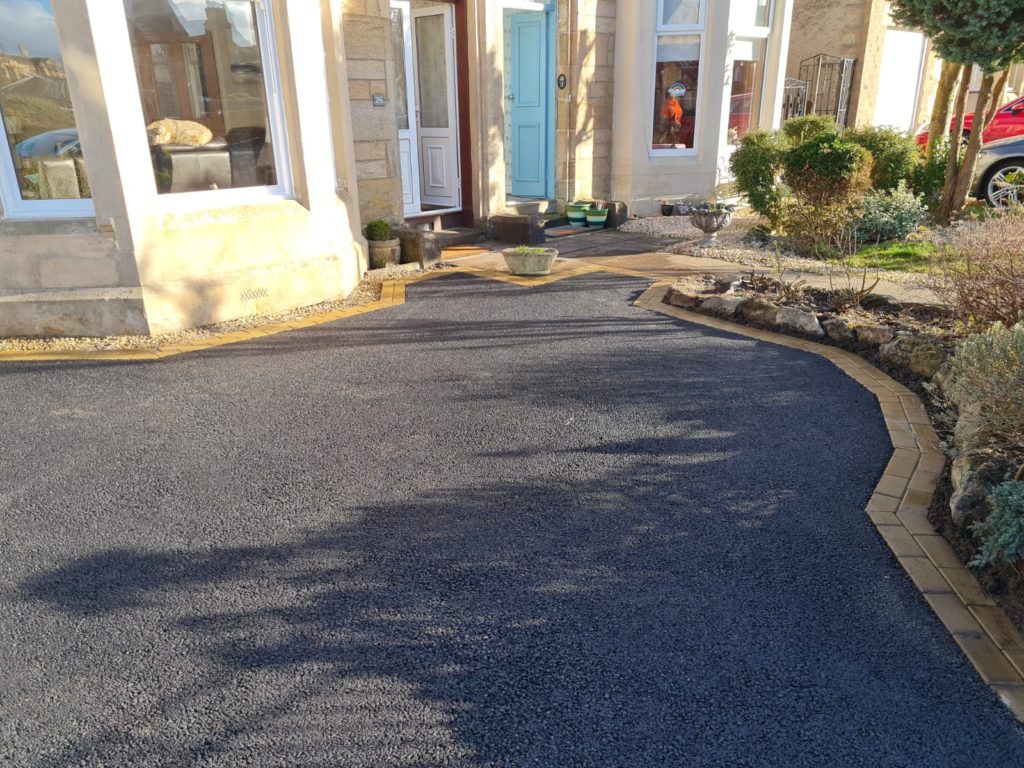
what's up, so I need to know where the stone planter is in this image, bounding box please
[502,247,559,276]
[690,209,732,246]
[367,238,401,269]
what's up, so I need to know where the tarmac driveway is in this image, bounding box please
[1,273,1022,767]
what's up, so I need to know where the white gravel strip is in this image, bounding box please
[0,263,451,354]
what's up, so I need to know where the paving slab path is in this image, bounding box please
[1,273,1022,767]
[453,228,941,304]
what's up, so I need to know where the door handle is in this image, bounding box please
[507,94,515,101]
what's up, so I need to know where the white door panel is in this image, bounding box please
[391,1,421,216]
[413,5,460,209]
[873,29,926,133]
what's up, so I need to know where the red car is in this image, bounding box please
[917,95,1024,146]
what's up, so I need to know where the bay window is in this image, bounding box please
[123,0,290,198]
[0,0,93,219]
[728,1,772,145]
[728,38,767,145]
[652,0,705,154]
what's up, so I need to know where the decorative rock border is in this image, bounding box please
[638,281,1024,721]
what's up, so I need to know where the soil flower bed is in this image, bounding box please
[664,272,956,379]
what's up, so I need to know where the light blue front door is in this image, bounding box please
[510,12,549,198]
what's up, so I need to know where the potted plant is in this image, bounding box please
[585,201,609,228]
[689,201,735,246]
[502,245,559,276]
[365,219,401,268]
[566,201,591,228]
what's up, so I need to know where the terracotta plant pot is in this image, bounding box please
[689,209,733,247]
[502,246,559,276]
[368,238,401,269]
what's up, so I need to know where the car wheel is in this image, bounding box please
[982,159,1024,208]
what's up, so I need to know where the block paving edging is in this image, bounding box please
[634,281,1024,721]
[4,264,1024,720]
[0,262,622,364]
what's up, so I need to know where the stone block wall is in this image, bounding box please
[556,0,616,203]
[343,0,404,226]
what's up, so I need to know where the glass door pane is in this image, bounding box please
[415,14,449,130]
[0,0,91,205]
[391,7,410,131]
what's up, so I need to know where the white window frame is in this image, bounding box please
[650,0,707,158]
[733,0,774,37]
[726,1,773,146]
[127,0,294,213]
[0,0,95,221]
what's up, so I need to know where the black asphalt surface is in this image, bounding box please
[2,273,1023,767]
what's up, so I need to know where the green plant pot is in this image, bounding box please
[566,202,591,228]
[585,209,609,228]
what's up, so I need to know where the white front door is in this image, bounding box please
[391,1,421,216]
[873,29,927,133]
[412,4,460,209]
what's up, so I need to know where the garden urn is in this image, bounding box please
[690,208,733,246]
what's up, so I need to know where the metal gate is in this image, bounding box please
[794,54,856,127]
[782,78,808,121]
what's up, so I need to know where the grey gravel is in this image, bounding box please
[1,272,1022,767]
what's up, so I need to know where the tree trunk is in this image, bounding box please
[984,69,1010,126]
[951,72,995,216]
[927,61,962,160]
[935,66,972,223]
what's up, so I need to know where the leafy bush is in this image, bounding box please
[935,206,1024,330]
[946,321,1024,455]
[729,130,789,230]
[971,481,1024,567]
[781,133,873,256]
[781,114,838,145]
[365,219,392,241]
[855,182,927,243]
[845,127,919,191]
[783,133,874,190]
[910,140,950,213]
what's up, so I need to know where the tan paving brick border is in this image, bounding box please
[6,266,1023,718]
[0,263,634,364]
[634,281,1024,721]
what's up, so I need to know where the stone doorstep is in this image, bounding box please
[637,283,1024,720]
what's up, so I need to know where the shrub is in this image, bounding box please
[854,182,927,243]
[935,206,1024,330]
[971,481,1024,567]
[845,126,918,191]
[946,321,1024,455]
[365,219,392,241]
[729,130,789,230]
[910,140,950,213]
[781,133,873,256]
[781,114,838,145]
[783,133,873,191]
